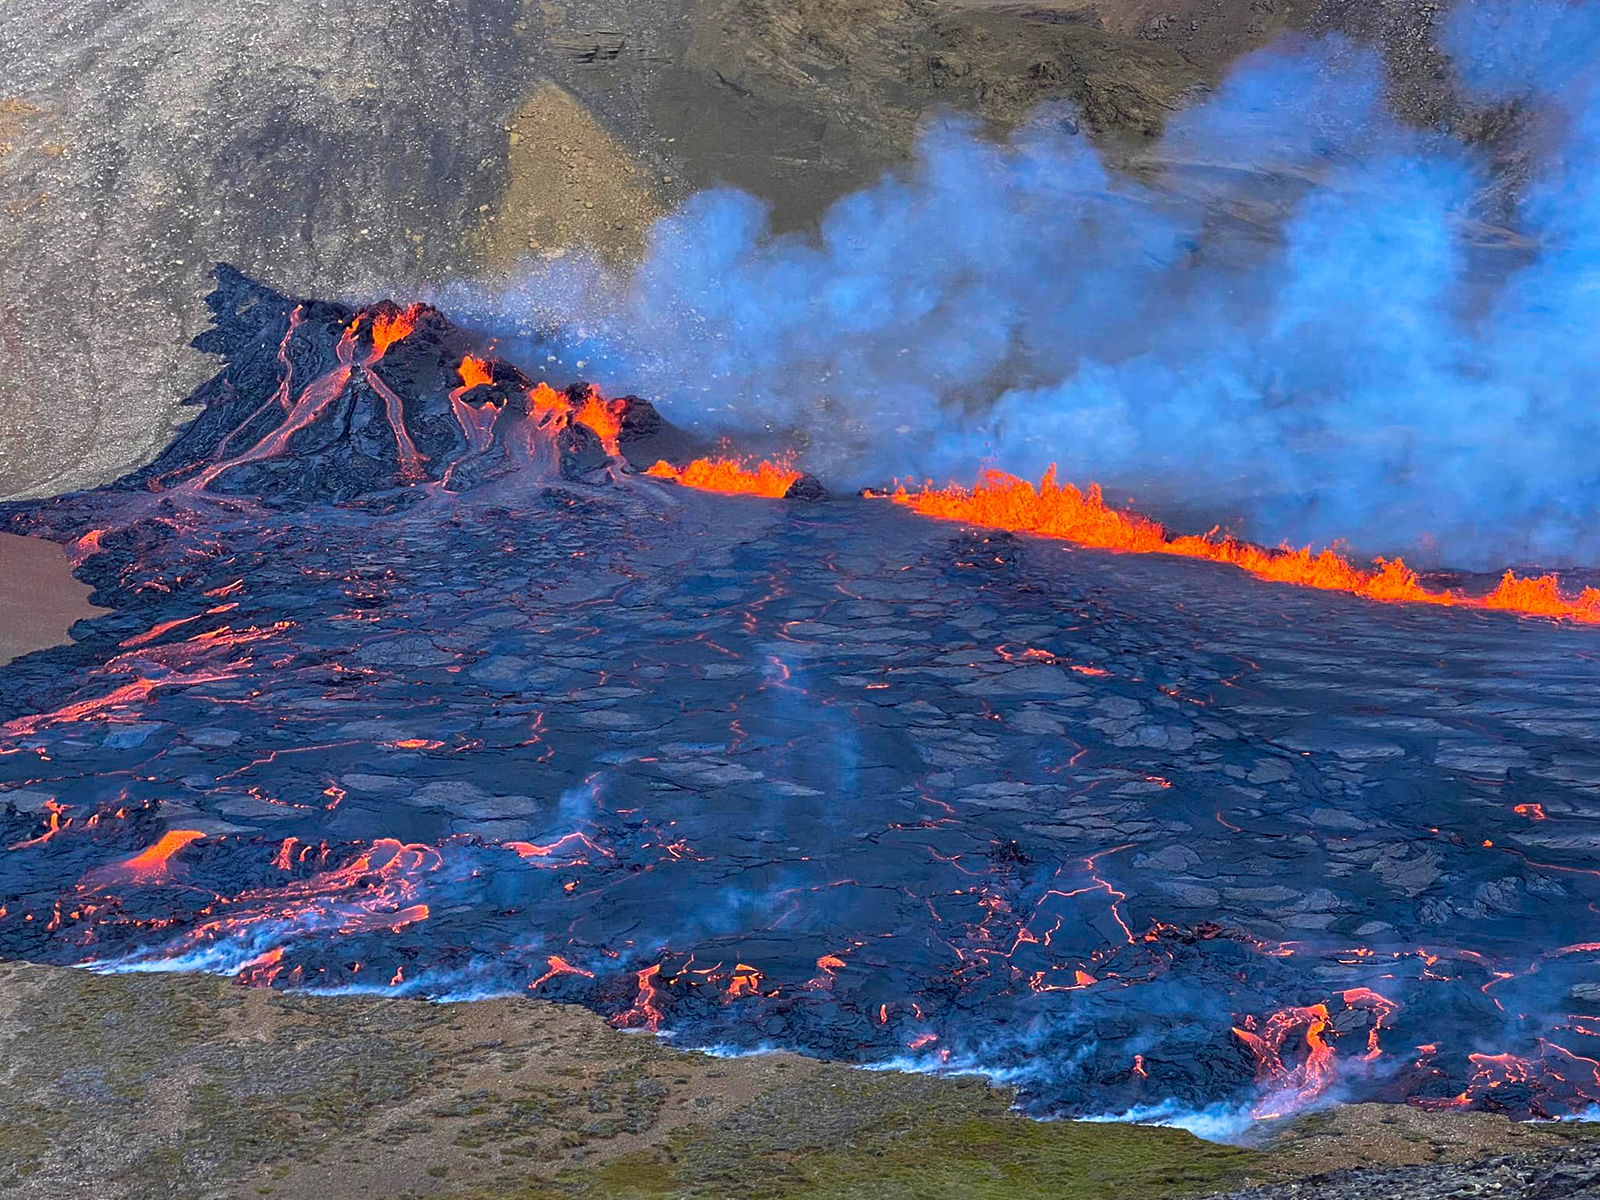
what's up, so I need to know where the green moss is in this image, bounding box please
[531,1070,1276,1200]
[0,1106,69,1178]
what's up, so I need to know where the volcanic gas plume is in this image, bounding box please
[452,0,1600,577]
[2,266,1600,1131]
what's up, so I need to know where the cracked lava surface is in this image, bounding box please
[2,268,1600,1125]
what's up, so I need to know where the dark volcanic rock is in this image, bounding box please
[2,271,1600,1126]
[1219,1141,1600,1200]
[783,473,828,502]
[124,265,652,506]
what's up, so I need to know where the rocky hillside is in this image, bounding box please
[0,0,1512,501]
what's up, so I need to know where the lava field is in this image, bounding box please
[3,267,1600,1124]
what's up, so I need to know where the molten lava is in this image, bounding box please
[573,387,623,456]
[97,830,205,883]
[457,355,495,392]
[368,305,420,360]
[1233,1004,1336,1118]
[889,467,1600,624]
[645,456,802,498]
[11,269,1600,1128]
[526,382,625,454]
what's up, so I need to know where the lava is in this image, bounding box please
[573,386,623,456]
[368,305,420,360]
[530,954,595,990]
[523,380,625,454]
[93,830,206,884]
[611,964,665,1030]
[1233,1003,1337,1118]
[5,268,1600,1129]
[888,467,1600,624]
[185,318,361,492]
[457,354,494,392]
[365,367,428,482]
[645,456,802,498]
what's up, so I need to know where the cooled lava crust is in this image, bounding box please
[2,268,1599,1123]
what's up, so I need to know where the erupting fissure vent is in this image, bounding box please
[884,468,1600,626]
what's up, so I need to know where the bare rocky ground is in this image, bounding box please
[0,958,1589,1200]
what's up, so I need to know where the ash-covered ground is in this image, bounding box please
[1,270,1599,1128]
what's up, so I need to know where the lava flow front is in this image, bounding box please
[2,269,1599,1128]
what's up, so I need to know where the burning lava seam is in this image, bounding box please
[355,325,1600,627]
[871,467,1600,625]
[638,448,1600,626]
[435,329,1598,627]
[177,301,1600,628]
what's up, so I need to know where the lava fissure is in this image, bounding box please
[886,468,1600,626]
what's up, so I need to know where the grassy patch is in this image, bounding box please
[469,1070,1277,1200]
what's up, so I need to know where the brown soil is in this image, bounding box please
[474,82,667,273]
[0,96,40,163]
[0,532,105,666]
[1241,1101,1571,1176]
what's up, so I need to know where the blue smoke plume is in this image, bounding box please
[461,2,1600,571]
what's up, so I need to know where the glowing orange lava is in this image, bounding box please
[573,387,623,455]
[457,355,495,391]
[101,830,205,882]
[530,954,596,990]
[1234,987,1403,1117]
[1233,1003,1335,1118]
[368,305,420,360]
[610,963,665,1030]
[518,381,625,455]
[889,467,1600,624]
[645,456,802,498]
[727,963,763,998]
[528,382,568,417]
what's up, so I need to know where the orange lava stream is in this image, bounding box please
[457,354,495,391]
[610,964,665,1030]
[1232,1003,1336,1118]
[187,319,361,492]
[646,456,802,498]
[889,467,1600,624]
[574,388,622,455]
[365,368,428,481]
[530,954,595,990]
[100,830,205,882]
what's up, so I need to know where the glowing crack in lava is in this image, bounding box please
[3,268,1600,1128]
[89,830,205,884]
[888,468,1600,625]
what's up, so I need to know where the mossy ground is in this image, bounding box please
[0,959,1581,1199]
[537,1074,1261,1200]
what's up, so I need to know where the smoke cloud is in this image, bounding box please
[457,2,1600,571]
